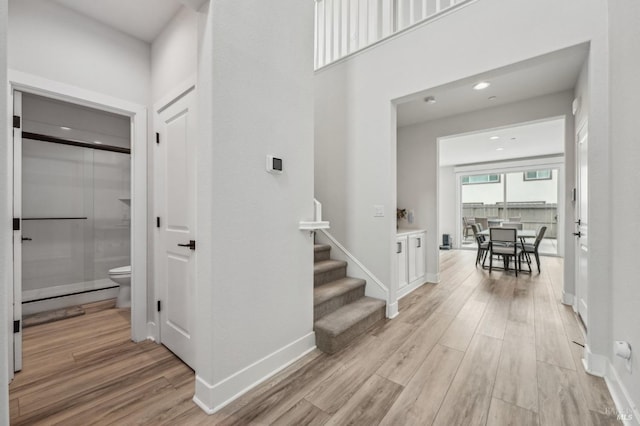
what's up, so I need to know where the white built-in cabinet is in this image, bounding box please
[397,229,427,296]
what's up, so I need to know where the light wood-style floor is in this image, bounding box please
[10,251,621,425]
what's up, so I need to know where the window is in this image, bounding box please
[523,169,552,181]
[462,174,501,185]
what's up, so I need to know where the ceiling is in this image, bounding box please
[53,0,184,43]
[438,118,565,167]
[396,45,588,127]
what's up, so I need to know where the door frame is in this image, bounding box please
[6,70,149,366]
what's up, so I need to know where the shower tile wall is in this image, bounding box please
[21,94,131,303]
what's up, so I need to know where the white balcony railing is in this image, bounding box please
[314,0,473,69]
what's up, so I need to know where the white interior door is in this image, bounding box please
[575,121,588,326]
[156,89,197,369]
[12,91,23,374]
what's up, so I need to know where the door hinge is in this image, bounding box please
[156,132,160,144]
[156,217,160,228]
[13,218,20,231]
[157,300,161,312]
[13,320,20,333]
[13,115,21,129]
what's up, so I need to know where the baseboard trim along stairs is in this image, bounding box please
[313,244,385,354]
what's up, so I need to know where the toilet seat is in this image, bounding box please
[109,265,131,275]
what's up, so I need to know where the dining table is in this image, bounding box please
[479,228,536,240]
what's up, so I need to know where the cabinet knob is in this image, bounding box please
[397,242,402,254]
[417,238,421,248]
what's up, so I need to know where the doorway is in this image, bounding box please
[9,75,148,377]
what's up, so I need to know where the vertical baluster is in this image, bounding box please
[349,0,359,53]
[381,0,393,37]
[315,0,322,68]
[436,0,442,13]
[396,0,404,30]
[408,0,415,27]
[332,0,341,62]
[359,0,369,49]
[341,0,349,56]
[325,0,333,65]
[421,0,427,20]
[368,0,379,43]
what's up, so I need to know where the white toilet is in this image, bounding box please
[108,265,131,308]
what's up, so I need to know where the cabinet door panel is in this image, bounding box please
[397,237,408,289]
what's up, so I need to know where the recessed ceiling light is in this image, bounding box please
[60,126,71,131]
[511,137,517,140]
[488,96,497,101]
[473,81,491,90]
[424,96,436,104]
[94,141,103,145]
[496,147,504,151]
[489,136,500,140]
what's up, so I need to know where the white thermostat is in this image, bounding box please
[266,155,283,174]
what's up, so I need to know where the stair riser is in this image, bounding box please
[314,266,347,287]
[314,248,331,262]
[315,306,385,354]
[314,286,365,322]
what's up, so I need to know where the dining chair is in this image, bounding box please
[489,227,522,276]
[519,226,547,273]
[474,217,488,231]
[462,217,475,239]
[471,224,489,267]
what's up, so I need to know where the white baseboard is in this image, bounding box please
[147,321,158,342]
[193,332,316,414]
[562,291,575,306]
[426,273,440,284]
[582,344,608,377]
[387,302,399,319]
[605,361,640,425]
[22,287,119,315]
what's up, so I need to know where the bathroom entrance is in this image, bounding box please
[10,87,146,374]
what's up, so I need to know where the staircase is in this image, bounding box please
[313,244,386,354]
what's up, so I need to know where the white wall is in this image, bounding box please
[193,0,315,413]
[316,0,604,309]
[608,0,640,417]
[398,91,574,269]
[461,170,558,205]
[151,7,198,104]
[8,0,150,106]
[0,0,10,422]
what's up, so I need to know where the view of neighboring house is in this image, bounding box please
[0,0,639,422]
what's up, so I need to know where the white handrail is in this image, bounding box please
[314,0,475,69]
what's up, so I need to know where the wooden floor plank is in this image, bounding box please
[493,336,538,412]
[324,374,403,426]
[272,399,330,426]
[537,361,593,426]
[432,334,503,426]
[487,397,538,426]
[379,344,464,426]
[8,250,621,425]
[376,312,454,386]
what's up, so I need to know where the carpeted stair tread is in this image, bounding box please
[314,277,366,307]
[314,296,385,337]
[314,244,331,253]
[314,244,332,262]
[314,259,347,274]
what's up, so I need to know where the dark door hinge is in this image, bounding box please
[13,218,20,231]
[156,217,160,228]
[13,320,20,333]
[157,300,161,312]
[156,132,160,144]
[13,115,21,129]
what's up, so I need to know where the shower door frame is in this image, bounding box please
[7,70,149,376]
